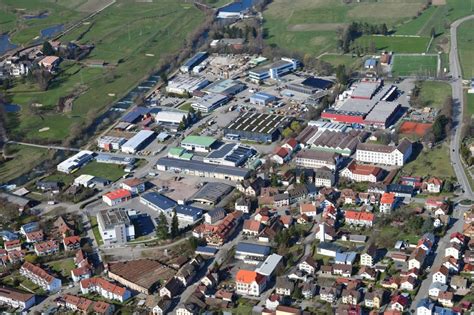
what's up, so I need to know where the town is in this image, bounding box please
[0,0,474,315]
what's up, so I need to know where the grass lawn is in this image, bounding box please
[391,54,438,77]
[402,143,455,179]
[90,215,103,246]
[263,0,426,55]
[179,103,193,112]
[378,226,419,245]
[76,161,124,182]
[47,258,76,278]
[319,54,362,69]
[466,92,474,118]
[418,81,451,109]
[6,0,204,142]
[0,144,51,183]
[457,19,474,79]
[354,35,431,54]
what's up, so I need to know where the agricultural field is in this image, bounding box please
[262,0,427,55]
[5,0,204,142]
[457,19,474,79]
[353,35,430,54]
[319,54,362,70]
[391,54,438,77]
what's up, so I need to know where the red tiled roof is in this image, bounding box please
[21,262,56,284]
[63,235,81,246]
[236,270,265,284]
[80,277,127,297]
[103,189,131,200]
[344,210,374,222]
[243,219,261,232]
[381,192,395,204]
[300,203,316,213]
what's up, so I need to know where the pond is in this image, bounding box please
[3,104,21,113]
[219,0,257,13]
[0,34,17,55]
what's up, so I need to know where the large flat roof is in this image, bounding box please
[191,182,233,204]
[98,208,130,229]
[181,135,217,147]
[236,242,271,255]
[156,157,250,178]
[226,112,288,135]
[122,130,154,150]
[256,254,283,276]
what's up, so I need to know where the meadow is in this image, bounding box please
[6,0,204,142]
[391,55,438,77]
[417,81,451,109]
[457,19,474,79]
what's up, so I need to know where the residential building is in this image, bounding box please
[295,150,341,170]
[235,270,266,297]
[416,298,435,315]
[314,167,335,187]
[63,236,81,251]
[355,139,412,166]
[80,278,131,302]
[360,244,377,267]
[121,178,145,194]
[380,192,396,213]
[298,255,318,275]
[0,286,35,311]
[344,210,374,227]
[34,240,59,256]
[340,160,384,183]
[20,262,61,292]
[432,265,448,284]
[423,177,443,193]
[275,277,294,296]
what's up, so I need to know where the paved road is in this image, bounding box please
[448,14,474,200]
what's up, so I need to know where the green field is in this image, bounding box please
[354,35,430,54]
[0,144,51,183]
[391,55,438,77]
[6,0,204,142]
[402,143,455,179]
[418,81,452,109]
[263,0,426,55]
[319,54,362,69]
[76,161,124,181]
[90,215,103,245]
[47,258,76,278]
[467,92,474,118]
[457,19,474,79]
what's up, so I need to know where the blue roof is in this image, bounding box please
[250,92,276,102]
[175,205,203,218]
[236,242,271,255]
[386,184,413,194]
[365,59,377,67]
[417,298,434,310]
[121,107,150,123]
[433,306,457,315]
[183,52,208,68]
[141,192,176,210]
[219,0,256,13]
[196,246,218,254]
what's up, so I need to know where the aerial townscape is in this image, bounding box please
[1,0,474,314]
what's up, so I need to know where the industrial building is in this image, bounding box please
[363,101,401,128]
[235,242,271,264]
[224,112,290,143]
[140,192,177,214]
[202,79,246,96]
[204,143,256,167]
[57,151,94,174]
[191,182,233,206]
[120,107,151,124]
[248,57,299,82]
[97,136,126,151]
[191,93,228,113]
[97,208,135,245]
[96,154,135,165]
[181,135,217,153]
[286,77,333,95]
[156,157,250,181]
[180,52,208,73]
[153,111,187,130]
[165,75,210,95]
[356,139,412,166]
[121,130,155,154]
[249,92,277,106]
[175,205,203,224]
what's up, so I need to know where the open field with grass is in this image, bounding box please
[0,144,51,183]
[402,143,454,179]
[466,92,474,119]
[391,54,438,77]
[90,215,103,245]
[263,0,426,55]
[418,81,451,109]
[319,54,362,70]
[47,258,76,278]
[6,0,204,142]
[457,19,474,79]
[354,35,430,54]
[76,161,124,181]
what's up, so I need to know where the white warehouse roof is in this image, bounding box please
[154,111,187,124]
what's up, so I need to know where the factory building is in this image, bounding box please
[248,57,299,82]
[202,79,246,97]
[97,136,126,151]
[57,151,94,174]
[224,112,290,143]
[165,75,210,95]
[191,93,229,113]
[153,111,188,130]
[250,92,277,106]
[286,77,333,95]
[181,135,217,153]
[204,143,256,167]
[356,139,412,166]
[121,130,155,154]
[180,52,208,73]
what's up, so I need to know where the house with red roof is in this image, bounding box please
[300,203,317,217]
[272,147,292,165]
[389,294,409,312]
[20,262,62,292]
[243,220,262,236]
[25,230,44,243]
[102,189,132,206]
[425,197,447,211]
[423,177,443,194]
[71,250,92,283]
[340,161,384,183]
[57,294,115,315]
[4,240,21,252]
[282,138,299,152]
[450,232,465,245]
[7,249,25,264]
[344,210,375,227]
[80,278,131,302]
[235,270,266,297]
[380,193,396,214]
[63,236,81,251]
[34,240,59,256]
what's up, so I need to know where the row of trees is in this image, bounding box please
[337,22,389,53]
[155,211,180,240]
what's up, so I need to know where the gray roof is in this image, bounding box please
[192,182,233,204]
[141,192,177,210]
[226,112,288,135]
[98,208,131,229]
[175,205,203,218]
[156,157,250,178]
[235,242,271,256]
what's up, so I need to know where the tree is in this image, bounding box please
[42,41,55,56]
[271,173,279,187]
[171,210,179,238]
[281,127,293,139]
[155,212,169,239]
[160,72,168,84]
[299,172,306,184]
[335,64,349,85]
[196,110,202,120]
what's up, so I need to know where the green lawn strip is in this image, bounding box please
[179,103,193,112]
[457,19,474,79]
[418,81,451,109]
[354,35,430,54]
[466,92,474,118]
[319,54,362,70]
[401,143,455,179]
[395,6,438,36]
[391,55,438,77]
[46,258,76,278]
[89,215,104,246]
[76,161,124,182]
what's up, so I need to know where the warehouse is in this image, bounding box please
[156,157,250,181]
[96,154,135,165]
[121,130,155,154]
[175,205,203,224]
[248,57,299,82]
[97,136,126,151]
[250,92,277,106]
[235,242,271,264]
[217,0,255,18]
[286,77,333,95]
[120,107,151,124]
[224,112,290,143]
[140,192,177,214]
[202,79,246,97]
[57,150,94,174]
[204,143,256,167]
[180,52,208,73]
[350,79,382,100]
[166,75,210,95]
[363,101,401,128]
[153,111,187,130]
[191,182,233,206]
[181,135,217,153]
[191,93,229,113]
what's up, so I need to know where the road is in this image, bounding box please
[410,14,474,310]
[448,14,474,200]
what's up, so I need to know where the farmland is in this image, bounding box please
[457,18,474,79]
[391,55,438,77]
[353,35,430,54]
[5,0,204,142]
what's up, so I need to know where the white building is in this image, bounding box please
[121,130,155,154]
[74,174,95,188]
[97,136,126,151]
[20,262,61,292]
[97,209,135,245]
[57,150,94,174]
[235,270,266,297]
[191,93,228,113]
[0,287,35,311]
[80,278,131,303]
[294,150,340,170]
[356,139,412,166]
[166,75,210,95]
